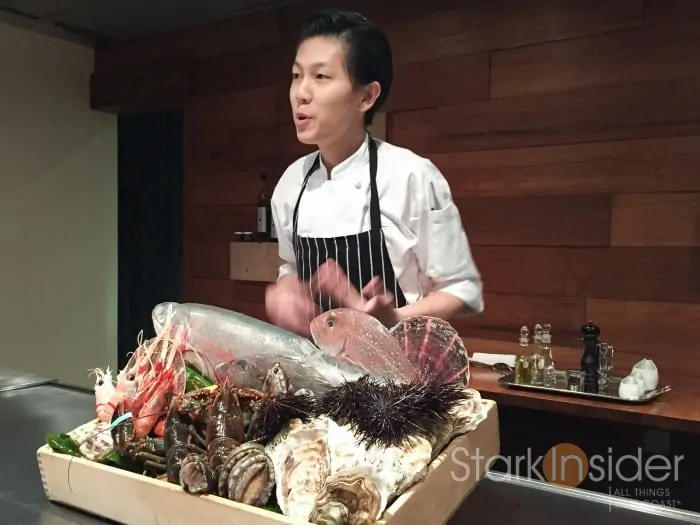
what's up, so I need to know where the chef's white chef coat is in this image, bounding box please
[271,135,484,314]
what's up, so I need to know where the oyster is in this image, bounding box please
[430,387,486,455]
[362,433,433,502]
[219,442,275,506]
[310,465,385,525]
[71,421,114,461]
[450,388,487,435]
[322,417,432,520]
[266,416,332,520]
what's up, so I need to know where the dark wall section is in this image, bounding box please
[117,110,183,368]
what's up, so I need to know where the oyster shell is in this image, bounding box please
[430,387,486,455]
[219,442,275,506]
[450,388,487,435]
[69,421,115,461]
[266,416,332,520]
[323,417,432,519]
[310,465,385,525]
[363,433,433,501]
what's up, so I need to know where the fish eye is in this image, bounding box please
[97,379,104,386]
[327,317,336,328]
[237,360,249,371]
[127,372,135,381]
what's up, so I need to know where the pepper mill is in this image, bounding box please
[580,321,600,394]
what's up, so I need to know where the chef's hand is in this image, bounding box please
[312,260,400,328]
[265,275,319,337]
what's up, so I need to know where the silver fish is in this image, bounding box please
[151,302,366,389]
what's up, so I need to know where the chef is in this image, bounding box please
[265,9,483,337]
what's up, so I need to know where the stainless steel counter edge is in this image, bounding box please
[486,472,700,523]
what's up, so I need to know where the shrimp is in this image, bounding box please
[89,367,118,423]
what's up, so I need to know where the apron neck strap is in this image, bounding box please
[292,135,380,236]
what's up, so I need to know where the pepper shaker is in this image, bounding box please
[580,321,600,394]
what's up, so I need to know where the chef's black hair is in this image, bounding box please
[298,9,392,127]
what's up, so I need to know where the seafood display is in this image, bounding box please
[153,301,471,389]
[152,302,368,390]
[45,302,489,524]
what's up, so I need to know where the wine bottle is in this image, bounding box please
[256,172,270,241]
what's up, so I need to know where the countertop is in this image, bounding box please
[465,337,700,433]
[3,380,700,524]
[0,367,56,392]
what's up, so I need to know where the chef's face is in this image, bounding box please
[290,35,377,147]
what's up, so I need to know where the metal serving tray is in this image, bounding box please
[497,370,672,404]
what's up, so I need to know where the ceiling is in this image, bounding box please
[0,0,299,44]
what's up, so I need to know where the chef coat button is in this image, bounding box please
[355,182,361,189]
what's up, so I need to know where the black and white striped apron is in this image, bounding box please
[292,137,408,312]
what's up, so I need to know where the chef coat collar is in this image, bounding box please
[316,133,370,181]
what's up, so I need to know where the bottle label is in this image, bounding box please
[257,207,267,233]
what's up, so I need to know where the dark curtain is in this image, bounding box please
[117,110,183,369]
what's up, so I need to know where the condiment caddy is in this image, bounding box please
[500,321,672,404]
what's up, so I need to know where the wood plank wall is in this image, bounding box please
[92,0,700,382]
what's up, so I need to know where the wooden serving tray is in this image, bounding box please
[37,400,499,525]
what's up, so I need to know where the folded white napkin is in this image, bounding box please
[470,353,517,367]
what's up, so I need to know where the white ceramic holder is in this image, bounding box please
[631,358,659,391]
[618,375,645,400]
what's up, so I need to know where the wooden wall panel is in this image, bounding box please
[190,87,278,131]
[455,293,586,347]
[190,206,257,241]
[611,194,700,247]
[190,240,231,279]
[189,278,235,309]
[490,25,700,98]
[384,0,642,65]
[393,76,700,154]
[458,196,610,247]
[586,298,700,358]
[93,0,700,384]
[430,136,700,197]
[385,54,490,111]
[474,247,700,304]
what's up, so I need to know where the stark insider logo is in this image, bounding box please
[450,443,684,487]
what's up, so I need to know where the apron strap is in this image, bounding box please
[291,135,380,237]
[292,153,320,241]
[367,137,381,231]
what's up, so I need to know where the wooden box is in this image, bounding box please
[37,400,499,525]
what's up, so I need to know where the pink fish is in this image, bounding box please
[309,308,419,383]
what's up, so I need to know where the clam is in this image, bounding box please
[218,442,275,506]
[310,466,385,525]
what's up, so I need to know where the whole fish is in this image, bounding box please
[151,302,366,388]
[215,354,351,394]
[309,308,419,383]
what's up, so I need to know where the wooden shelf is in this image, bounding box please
[229,241,280,282]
